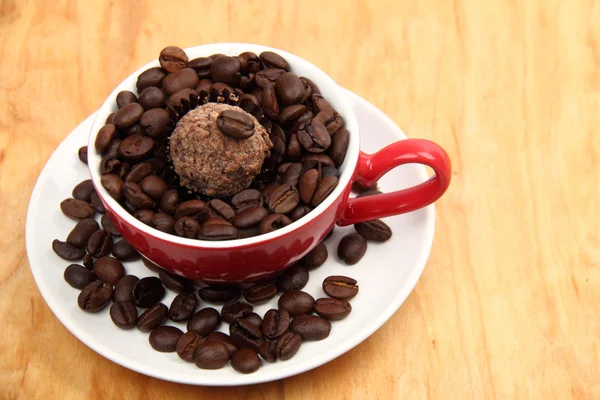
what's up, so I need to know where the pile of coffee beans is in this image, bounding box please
[92,46,351,241]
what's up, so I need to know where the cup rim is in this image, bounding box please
[88,43,360,249]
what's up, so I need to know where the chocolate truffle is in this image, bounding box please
[169,104,273,197]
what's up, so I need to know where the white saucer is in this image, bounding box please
[25,88,435,386]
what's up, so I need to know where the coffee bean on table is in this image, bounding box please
[93,256,125,285]
[174,216,201,238]
[198,286,240,304]
[311,176,339,206]
[243,283,277,304]
[278,290,315,317]
[64,264,96,289]
[217,110,255,139]
[113,275,139,303]
[138,87,166,110]
[149,326,184,352]
[259,341,277,362]
[221,301,253,323]
[275,332,302,361]
[157,270,193,293]
[60,198,94,220]
[78,146,88,164]
[260,51,290,71]
[323,275,359,300]
[261,309,290,339]
[194,341,230,370]
[205,332,238,357]
[241,312,263,328]
[72,180,95,202]
[66,218,99,249]
[133,277,165,308]
[113,103,144,129]
[290,315,331,341]
[116,91,138,108]
[110,301,138,329]
[52,239,85,260]
[229,322,263,352]
[176,331,205,362]
[187,307,221,335]
[77,281,113,313]
[100,174,124,202]
[259,213,292,234]
[152,213,176,234]
[118,134,154,162]
[314,298,352,321]
[354,219,393,242]
[169,292,198,322]
[267,184,299,214]
[137,303,168,332]
[90,192,106,214]
[301,242,328,269]
[136,67,167,93]
[87,229,113,258]
[111,239,139,261]
[276,264,309,292]
[232,348,261,374]
[337,233,367,265]
[159,46,188,73]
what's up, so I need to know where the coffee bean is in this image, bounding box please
[113,275,139,303]
[289,204,312,221]
[133,277,165,308]
[152,212,176,234]
[139,108,171,138]
[194,341,230,370]
[290,315,331,341]
[134,209,155,226]
[123,182,155,210]
[280,162,302,186]
[136,67,167,93]
[174,199,206,219]
[311,176,339,207]
[205,332,238,357]
[113,103,144,129]
[221,301,253,324]
[197,78,214,95]
[337,233,367,265]
[87,229,113,258]
[110,301,138,329]
[229,322,263,352]
[259,213,292,234]
[174,216,201,238]
[329,128,349,167]
[287,132,303,160]
[260,82,280,120]
[100,174,124,201]
[149,326,183,352]
[217,110,255,139]
[235,317,263,339]
[176,331,205,361]
[162,68,200,96]
[278,290,315,317]
[279,104,307,125]
[106,113,116,124]
[137,303,168,332]
[158,270,193,293]
[83,254,94,270]
[167,88,199,114]
[291,109,314,133]
[116,90,137,108]
[260,51,290,71]
[354,219,392,242]
[93,256,125,285]
[159,189,179,214]
[138,86,166,110]
[241,312,263,328]
[169,292,198,322]
[314,298,352,321]
[60,198,94,220]
[231,189,263,211]
[186,307,220,336]
[198,286,240,304]
[302,153,335,167]
[199,217,238,240]
[269,123,286,157]
[261,309,290,339]
[259,341,277,362]
[276,264,309,292]
[299,169,319,204]
[275,73,304,105]
[323,275,359,300]
[210,56,241,86]
[118,134,154,161]
[111,239,139,261]
[159,46,188,73]
[207,199,235,220]
[66,218,99,249]
[125,162,154,184]
[255,68,286,87]
[244,283,277,304]
[232,348,261,374]
[239,51,261,73]
[77,281,113,313]
[64,264,96,289]
[189,57,212,78]
[298,120,331,153]
[275,332,301,361]
[231,206,268,229]
[78,146,88,164]
[267,184,299,214]
[95,124,116,154]
[313,109,344,135]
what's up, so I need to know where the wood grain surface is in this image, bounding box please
[1,0,599,398]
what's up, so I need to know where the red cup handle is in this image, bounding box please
[337,139,452,226]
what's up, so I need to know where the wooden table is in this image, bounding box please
[1,0,598,398]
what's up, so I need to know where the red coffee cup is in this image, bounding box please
[88,44,451,283]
